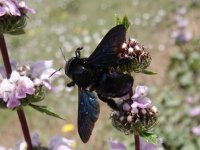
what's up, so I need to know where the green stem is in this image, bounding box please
[0,34,33,150]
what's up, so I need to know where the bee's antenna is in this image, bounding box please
[49,67,62,78]
[60,48,67,62]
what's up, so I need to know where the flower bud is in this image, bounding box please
[127,115,133,122]
[151,106,158,113]
[123,102,131,111]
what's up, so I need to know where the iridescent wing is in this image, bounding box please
[78,88,100,143]
[86,24,126,68]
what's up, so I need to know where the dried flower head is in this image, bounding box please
[113,38,151,73]
[110,85,158,135]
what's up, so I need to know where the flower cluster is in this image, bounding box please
[114,38,151,73]
[0,60,60,109]
[187,95,200,136]
[0,0,35,34]
[0,132,76,150]
[171,6,192,45]
[111,85,158,135]
[0,0,35,17]
[109,138,163,150]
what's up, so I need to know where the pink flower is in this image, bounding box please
[131,97,151,109]
[131,85,151,109]
[132,85,149,99]
[0,0,35,16]
[0,70,35,109]
[109,140,126,150]
[15,76,35,98]
[189,107,200,117]
[28,60,61,90]
[192,125,200,136]
[6,91,20,108]
[48,137,74,150]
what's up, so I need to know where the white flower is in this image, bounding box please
[49,136,75,150]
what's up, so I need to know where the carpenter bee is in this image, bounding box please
[65,24,134,143]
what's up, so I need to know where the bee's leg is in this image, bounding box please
[97,94,120,111]
[67,81,75,87]
[75,46,84,58]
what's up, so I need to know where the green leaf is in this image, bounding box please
[122,16,130,30]
[115,15,130,30]
[7,29,25,35]
[29,104,64,120]
[140,131,158,144]
[115,15,122,25]
[142,70,157,75]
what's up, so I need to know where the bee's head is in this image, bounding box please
[65,47,83,78]
[65,57,77,78]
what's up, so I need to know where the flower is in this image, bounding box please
[186,95,198,104]
[131,85,151,109]
[0,0,35,17]
[111,85,158,135]
[48,137,75,150]
[0,70,36,108]
[192,125,200,136]
[189,107,200,117]
[0,0,35,34]
[140,137,163,150]
[14,132,40,150]
[62,124,75,132]
[113,38,151,73]
[109,140,126,150]
[12,132,75,150]
[28,60,61,90]
[109,138,163,150]
[0,60,61,109]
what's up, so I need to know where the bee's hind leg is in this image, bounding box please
[97,94,120,111]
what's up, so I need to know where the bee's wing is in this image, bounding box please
[78,89,100,143]
[86,24,126,68]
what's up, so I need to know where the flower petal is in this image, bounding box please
[6,92,20,108]
[131,97,151,109]
[132,85,149,99]
[9,70,20,83]
[0,79,14,92]
[110,140,126,150]
[15,84,26,99]
[29,60,53,78]
[20,76,34,89]
[192,125,200,136]
[189,107,200,117]
[18,1,36,14]
[15,76,35,98]
[49,137,75,150]
[0,6,6,16]
[42,80,52,90]
[4,0,21,16]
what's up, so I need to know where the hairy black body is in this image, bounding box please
[65,24,134,143]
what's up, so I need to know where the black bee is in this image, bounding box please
[65,24,134,143]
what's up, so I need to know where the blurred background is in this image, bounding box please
[0,0,200,149]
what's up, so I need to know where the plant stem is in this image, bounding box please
[0,34,12,77]
[17,107,33,150]
[134,134,140,150]
[0,34,33,150]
